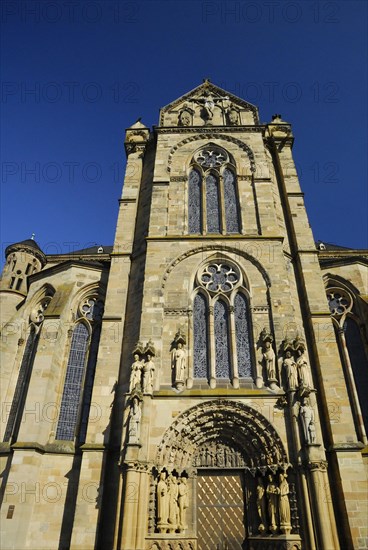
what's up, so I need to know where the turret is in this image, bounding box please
[0,238,46,324]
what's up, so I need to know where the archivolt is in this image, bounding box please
[167,134,256,173]
[156,399,288,474]
[161,244,271,289]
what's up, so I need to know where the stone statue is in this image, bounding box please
[263,341,276,382]
[143,353,155,394]
[308,420,316,444]
[296,349,312,389]
[279,473,291,534]
[178,109,191,127]
[283,350,298,390]
[171,342,187,386]
[266,474,279,532]
[256,480,267,532]
[129,353,143,392]
[299,397,315,444]
[177,477,189,531]
[128,395,141,444]
[167,474,179,533]
[157,472,169,531]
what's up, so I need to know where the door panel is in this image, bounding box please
[197,471,245,550]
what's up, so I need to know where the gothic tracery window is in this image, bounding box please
[188,147,241,234]
[327,285,368,439]
[3,292,53,443]
[193,262,253,386]
[56,296,103,443]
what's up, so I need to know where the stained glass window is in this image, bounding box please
[56,323,89,441]
[214,300,231,379]
[235,293,252,377]
[3,327,38,442]
[193,293,209,378]
[206,174,220,233]
[223,168,240,233]
[188,169,202,234]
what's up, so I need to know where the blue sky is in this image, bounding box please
[1,0,367,258]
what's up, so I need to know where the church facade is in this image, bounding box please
[1,81,367,550]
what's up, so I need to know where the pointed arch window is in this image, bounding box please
[327,285,368,440]
[56,296,103,443]
[188,147,241,235]
[192,262,253,387]
[3,292,53,443]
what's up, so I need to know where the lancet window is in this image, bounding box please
[3,291,54,443]
[56,296,103,443]
[188,147,241,234]
[327,284,368,440]
[193,261,253,386]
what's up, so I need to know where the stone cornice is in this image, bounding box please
[155,125,264,134]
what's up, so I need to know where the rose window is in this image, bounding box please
[80,298,104,321]
[327,289,352,316]
[200,264,239,293]
[195,149,227,168]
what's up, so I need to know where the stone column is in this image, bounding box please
[306,458,339,549]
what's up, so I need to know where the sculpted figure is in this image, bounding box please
[178,110,191,127]
[129,353,143,392]
[178,477,189,531]
[300,397,315,444]
[263,341,276,381]
[296,349,312,388]
[167,474,179,532]
[279,473,291,534]
[283,350,298,390]
[171,342,187,385]
[143,353,155,394]
[256,480,267,532]
[266,474,279,532]
[157,472,169,530]
[128,395,141,444]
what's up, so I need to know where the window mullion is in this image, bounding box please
[219,171,226,235]
[209,302,216,388]
[229,305,239,388]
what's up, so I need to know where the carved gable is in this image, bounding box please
[159,80,259,127]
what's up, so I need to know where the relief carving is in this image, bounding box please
[143,340,156,395]
[156,472,189,534]
[299,397,316,445]
[171,329,187,390]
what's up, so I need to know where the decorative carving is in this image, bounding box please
[161,244,271,289]
[266,474,279,533]
[279,473,291,534]
[195,147,227,168]
[128,394,142,444]
[129,352,143,393]
[157,471,170,532]
[299,397,316,444]
[155,472,189,534]
[156,400,288,472]
[166,134,256,173]
[178,107,193,127]
[296,348,312,391]
[192,91,223,122]
[193,441,246,468]
[143,340,156,395]
[199,263,239,293]
[261,328,278,389]
[171,329,187,390]
[226,103,240,126]
[256,478,267,532]
[177,477,189,531]
[283,350,298,391]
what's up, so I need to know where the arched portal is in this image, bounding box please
[150,400,300,550]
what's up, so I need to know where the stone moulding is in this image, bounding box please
[166,133,256,173]
[161,244,271,289]
[155,399,289,473]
